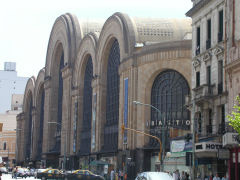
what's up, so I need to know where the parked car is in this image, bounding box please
[35,168,47,179]
[0,167,8,174]
[37,169,64,180]
[65,169,104,180]
[135,172,173,180]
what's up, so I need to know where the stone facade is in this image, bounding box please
[186,0,228,178]
[17,12,192,175]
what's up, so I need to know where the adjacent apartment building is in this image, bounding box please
[0,62,28,113]
[0,94,24,167]
[187,0,240,179]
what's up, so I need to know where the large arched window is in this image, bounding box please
[150,70,190,147]
[25,95,33,159]
[79,56,93,155]
[103,39,120,152]
[37,87,45,159]
[55,52,64,152]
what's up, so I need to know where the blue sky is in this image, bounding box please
[0,0,192,77]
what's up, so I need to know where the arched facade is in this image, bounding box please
[22,77,35,163]
[18,12,192,175]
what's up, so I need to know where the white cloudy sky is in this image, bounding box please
[0,0,192,78]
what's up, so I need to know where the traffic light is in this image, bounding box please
[121,125,125,135]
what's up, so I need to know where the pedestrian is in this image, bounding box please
[110,169,115,180]
[221,175,228,180]
[213,173,220,180]
[119,170,123,180]
[209,174,213,180]
[124,172,127,180]
[181,171,186,180]
[185,172,189,180]
[173,170,180,180]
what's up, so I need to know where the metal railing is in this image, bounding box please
[206,39,211,49]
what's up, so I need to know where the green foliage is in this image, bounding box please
[227,96,240,135]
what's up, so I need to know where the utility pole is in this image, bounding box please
[191,99,196,180]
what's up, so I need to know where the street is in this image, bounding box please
[1,174,40,180]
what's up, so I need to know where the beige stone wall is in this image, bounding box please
[19,12,193,167]
[0,130,16,167]
[118,41,192,150]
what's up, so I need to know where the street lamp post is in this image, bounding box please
[48,122,67,171]
[133,101,166,171]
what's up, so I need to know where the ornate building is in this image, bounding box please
[16,12,192,176]
[186,0,228,178]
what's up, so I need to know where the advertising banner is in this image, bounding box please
[123,78,128,144]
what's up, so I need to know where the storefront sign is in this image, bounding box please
[151,119,191,127]
[223,132,239,147]
[123,78,128,144]
[195,142,223,152]
[171,140,185,152]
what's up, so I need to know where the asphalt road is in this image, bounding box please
[1,173,40,180]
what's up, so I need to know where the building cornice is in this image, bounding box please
[186,0,214,17]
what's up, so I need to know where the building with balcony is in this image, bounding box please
[224,0,240,179]
[186,0,228,178]
[16,12,193,177]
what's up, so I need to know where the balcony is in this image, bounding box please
[193,84,215,103]
[218,122,236,135]
[206,125,213,135]
[195,45,200,56]
[206,39,211,49]
[218,32,223,42]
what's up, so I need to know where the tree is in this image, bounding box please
[228,96,240,135]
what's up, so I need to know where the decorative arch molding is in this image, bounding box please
[45,13,81,77]
[32,68,45,160]
[97,12,137,79]
[23,77,36,112]
[73,32,98,88]
[34,68,45,105]
[22,76,35,160]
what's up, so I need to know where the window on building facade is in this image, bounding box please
[218,60,223,94]
[207,109,212,134]
[218,10,223,42]
[150,70,190,147]
[196,26,200,55]
[79,56,93,155]
[3,142,6,150]
[206,19,211,49]
[218,105,225,134]
[196,71,200,87]
[55,52,64,152]
[198,113,202,134]
[103,39,120,152]
[207,66,212,94]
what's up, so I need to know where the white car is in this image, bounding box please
[0,167,8,174]
[135,172,173,180]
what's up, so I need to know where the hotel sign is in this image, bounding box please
[195,142,223,152]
